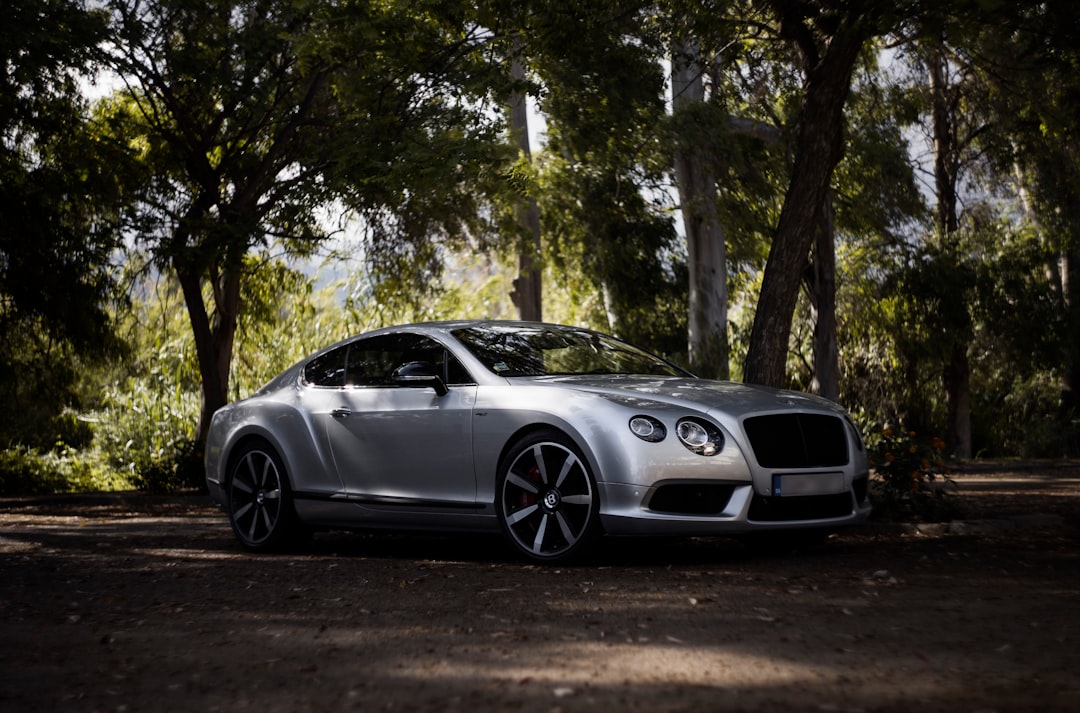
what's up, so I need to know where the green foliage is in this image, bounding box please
[85,258,351,492]
[520,2,688,357]
[865,426,959,522]
[93,376,203,493]
[88,0,518,448]
[1,0,127,464]
[0,445,128,496]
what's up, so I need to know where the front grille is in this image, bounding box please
[747,492,854,522]
[648,483,737,515]
[743,413,848,468]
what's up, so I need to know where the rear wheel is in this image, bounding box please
[226,441,298,551]
[496,430,599,564]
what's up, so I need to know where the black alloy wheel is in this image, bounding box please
[496,429,599,563]
[226,441,297,551]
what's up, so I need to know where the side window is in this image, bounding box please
[343,333,475,387]
[344,335,400,387]
[303,345,348,387]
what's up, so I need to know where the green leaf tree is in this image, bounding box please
[981,1,1080,426]
[519,2,687,353]
[96,0,510,447]
[743,0,916,388]
[0,0,125,448]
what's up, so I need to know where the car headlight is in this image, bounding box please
[676,418,723,456]
[629,415,666,442]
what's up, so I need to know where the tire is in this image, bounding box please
[225,441,299,552]
[496,429,600,564]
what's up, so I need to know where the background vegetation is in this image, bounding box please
[3,1,1079,505]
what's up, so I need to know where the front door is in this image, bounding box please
[322,332,477,505]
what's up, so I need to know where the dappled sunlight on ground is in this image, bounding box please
[1,470,1078,711]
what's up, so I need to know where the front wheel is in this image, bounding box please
[496,430,600,564]
[226,441,298,552]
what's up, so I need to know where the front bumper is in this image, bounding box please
[598,479,872,536]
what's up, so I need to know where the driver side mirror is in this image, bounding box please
[392,361,449,396]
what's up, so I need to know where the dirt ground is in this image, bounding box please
[1,463,1078,713]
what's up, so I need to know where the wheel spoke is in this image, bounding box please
[555,511,577,545]
[248,508,261,539]
[507,472,539,494]
[260,507,273,534]
[245,453,259,482]
[506,503,539,526]
[531,513,549,553]
[555,454,578,488]
[260,457,273,488]
[531,444,549,484]
[234,501,254,520]
[561,494,592,506]
[232,478,254,495]
[263,488,281,501]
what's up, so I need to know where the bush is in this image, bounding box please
[0,444,132,496]
[127,439,206,493]
[866,426,960,522]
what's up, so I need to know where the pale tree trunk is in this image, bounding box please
[600,281,620,336]
[509,53,542,322]
[176,258,242,449]
[671,37,728,379]
[808,197,839,401]
[929,38,972,458]
[1013,159,1063,296]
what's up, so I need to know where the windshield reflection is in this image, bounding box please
[451,325,687,378]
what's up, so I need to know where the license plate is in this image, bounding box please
[771,472,844,497]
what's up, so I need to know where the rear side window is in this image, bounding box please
[303,346,347,387]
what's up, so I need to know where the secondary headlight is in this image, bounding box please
[629,415,666,442]
[676,418,724,456]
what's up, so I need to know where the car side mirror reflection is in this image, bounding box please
[392,361,449,396]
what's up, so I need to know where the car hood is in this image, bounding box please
[524,375,845,416]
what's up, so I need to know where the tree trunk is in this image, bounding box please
[671,37,728,379]
[1063,248,1080,416]
[509,53,542,322]
[176,259,242,449]
[743,30,865,387]
[808,197,839,401]
[929,37,972,458]
[944,343,972,457]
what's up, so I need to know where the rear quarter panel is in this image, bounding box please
[205,389,342,506]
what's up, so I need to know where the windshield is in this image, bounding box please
[451,325,689,378]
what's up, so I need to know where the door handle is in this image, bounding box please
[331,408,352,419]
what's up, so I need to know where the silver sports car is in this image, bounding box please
[205,321,872,563]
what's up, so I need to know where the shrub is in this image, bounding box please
[866,427,959,522]
[0,444,132,496]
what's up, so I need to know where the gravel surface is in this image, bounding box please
[1,464,1078,712]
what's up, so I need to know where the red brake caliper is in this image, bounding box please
[519,465,541,508]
